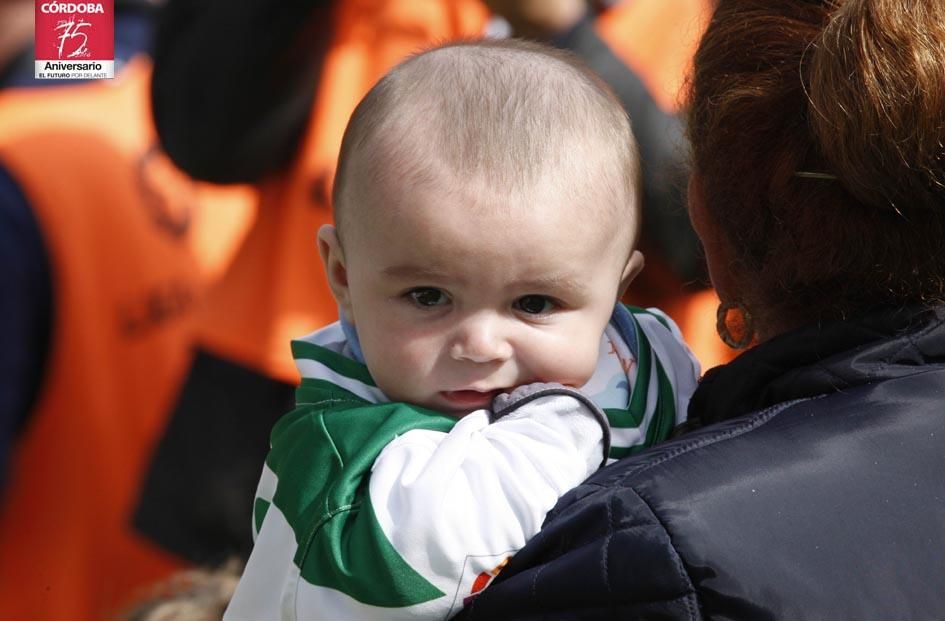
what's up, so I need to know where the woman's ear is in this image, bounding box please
[618,250,645,299]
[317,224,355,323]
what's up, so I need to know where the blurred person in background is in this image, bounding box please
[454,0,945,617]
[0,11,256,621]
[0,0,167,494]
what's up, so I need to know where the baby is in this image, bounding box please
[226,39,699,621]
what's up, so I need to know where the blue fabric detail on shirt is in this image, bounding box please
[610,305,639,360]
[340,315,366,364]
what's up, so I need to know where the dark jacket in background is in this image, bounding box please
[458,305,945,620]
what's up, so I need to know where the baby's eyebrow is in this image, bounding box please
[381,264,455,282]
[380,265,587,294]
[511,274,588,294]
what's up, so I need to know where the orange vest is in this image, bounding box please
[0,62,255,621]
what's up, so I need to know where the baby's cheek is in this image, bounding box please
[529,338,600,388]
[568,344,604,388]
[365,341,430,402]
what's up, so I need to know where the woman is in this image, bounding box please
[456,0,945,618]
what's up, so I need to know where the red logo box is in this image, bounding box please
[35,1,114,79]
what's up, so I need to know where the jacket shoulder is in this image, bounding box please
[463,368,945,619]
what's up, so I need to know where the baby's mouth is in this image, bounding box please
[440,389,501,410]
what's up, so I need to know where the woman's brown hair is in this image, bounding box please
[687,0,945,333]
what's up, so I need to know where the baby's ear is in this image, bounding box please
[618,250,645,298]
[317,225,354,323]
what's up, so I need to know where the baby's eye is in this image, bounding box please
[407,287,450,307]
[514,295,556,315]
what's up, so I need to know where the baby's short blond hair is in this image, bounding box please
[332,38,641,251]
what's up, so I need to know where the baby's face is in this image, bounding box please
[331,177,636,417]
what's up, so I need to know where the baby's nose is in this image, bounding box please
[449,317,513,364]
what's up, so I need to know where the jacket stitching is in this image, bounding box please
[529,561,548,607]
[601,495,614,597]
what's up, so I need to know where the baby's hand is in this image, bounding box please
[491,382,611,468]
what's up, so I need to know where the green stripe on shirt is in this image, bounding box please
[292,339,377,386]
[268,398,455,606]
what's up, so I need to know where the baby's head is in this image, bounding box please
[320,39,643,415]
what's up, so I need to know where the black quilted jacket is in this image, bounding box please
[457,306,945,620]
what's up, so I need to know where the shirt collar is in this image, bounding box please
[340,314,366,364]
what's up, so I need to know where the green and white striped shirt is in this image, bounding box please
[225,305,699,620]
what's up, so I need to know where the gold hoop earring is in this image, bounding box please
[717,301,755,349]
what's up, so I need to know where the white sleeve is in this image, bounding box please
[228,387,608,621]
[364,388,607,619]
